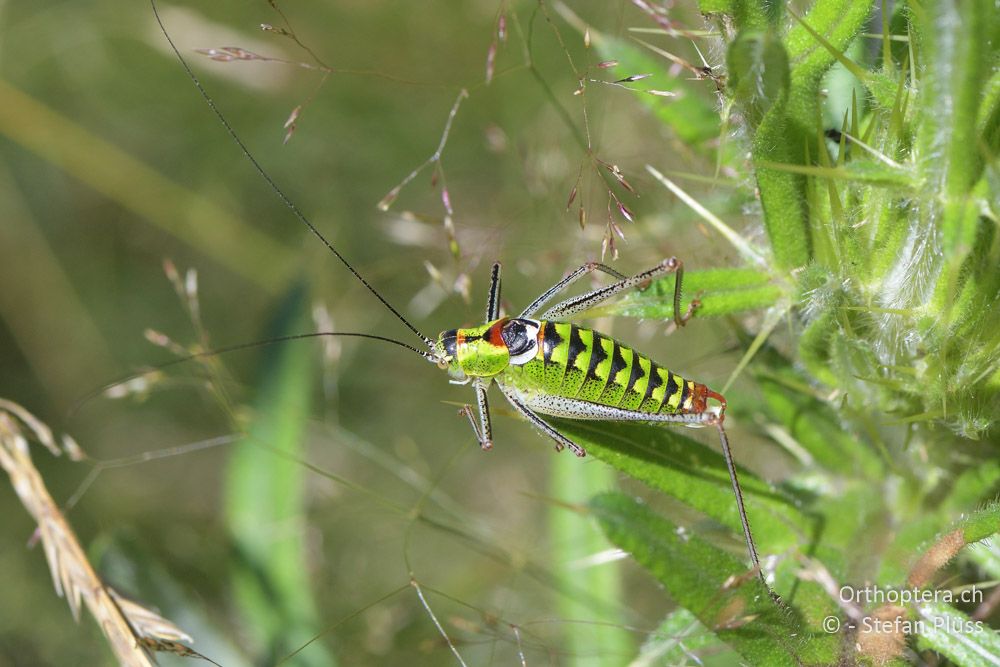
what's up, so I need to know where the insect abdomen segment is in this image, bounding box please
[507,321,693,415]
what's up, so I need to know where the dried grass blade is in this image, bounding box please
[0,400,196,667]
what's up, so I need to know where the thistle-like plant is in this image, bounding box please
[558,0,1000,663]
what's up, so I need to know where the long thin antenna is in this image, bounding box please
[150,0,434,350]
[71,331,433,417]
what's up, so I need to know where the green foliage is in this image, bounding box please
[224,285,334,666]
[578,0,1000,663]
[631,608,731,665]
[589,492,833,664]
[3,0,997,664]
[591,30,722,146]
[586,267,784,318]
[914,602,1000,665]
[548,456,632,664]
[553,419,801,555]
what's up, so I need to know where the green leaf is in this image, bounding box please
[784,0,875,107]
[728,30,791,128]
[899,503,1000,585]
[914,601,1000,665]
[977,67,1000,155]
[698,0,733,16]
[755,159,913,188]
[727,30,812,269]
[601,36,721,146]
[742,0,875,270]
[632,608,733,666]
[554,4,720,147]
[549,456,632,664]
[756,368,883,479]
[224,283,336,666]
[938,0,995,239]
[552,419,802,561]
[589,492,834,664]
[940,462,1000,517]
[588,35,720,145]
[584,267,783,320]
[963,536,1000,581]
[797,309,840,387]
[959,501,1000,544]
[732,0,783,29]
[787,7,897,109]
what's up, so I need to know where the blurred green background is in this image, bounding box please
[0,1,751,664]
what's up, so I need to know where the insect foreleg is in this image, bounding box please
[519,262,627,318]
[541,258,693,328]
[486,262,502,321]
[459,379,494,450]
[497,388,586,457]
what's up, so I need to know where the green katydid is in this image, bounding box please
[147,0,768,588]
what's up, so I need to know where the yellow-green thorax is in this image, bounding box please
[434,317,542,381]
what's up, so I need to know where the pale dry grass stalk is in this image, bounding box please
[0,399,197,666]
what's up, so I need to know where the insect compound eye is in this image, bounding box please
[439,329,458,359]
[502,318,540,365]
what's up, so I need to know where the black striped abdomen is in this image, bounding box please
[535,321,692,414]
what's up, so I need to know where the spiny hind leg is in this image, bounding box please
[510,392,761,580]
[458,379,493,450]
[705,414,762,577]
[519,262,627,318]
[647,408,761,580]
[540,257,692,328]
[497,388,586,457]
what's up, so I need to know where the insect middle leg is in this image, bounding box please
[537,258,695,328]
[497,388,586,456]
